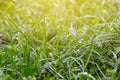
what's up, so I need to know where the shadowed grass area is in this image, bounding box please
[0,0,120,80]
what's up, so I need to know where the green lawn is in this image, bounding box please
[0,0,120,80]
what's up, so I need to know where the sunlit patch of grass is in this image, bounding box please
[0,0,120,80]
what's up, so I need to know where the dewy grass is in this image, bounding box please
[0,0,120,80]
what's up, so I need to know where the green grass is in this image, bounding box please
[0,0,120,80]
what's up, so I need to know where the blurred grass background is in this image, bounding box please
[0,0,120,80]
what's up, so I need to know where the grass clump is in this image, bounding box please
[0,0,120,80]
